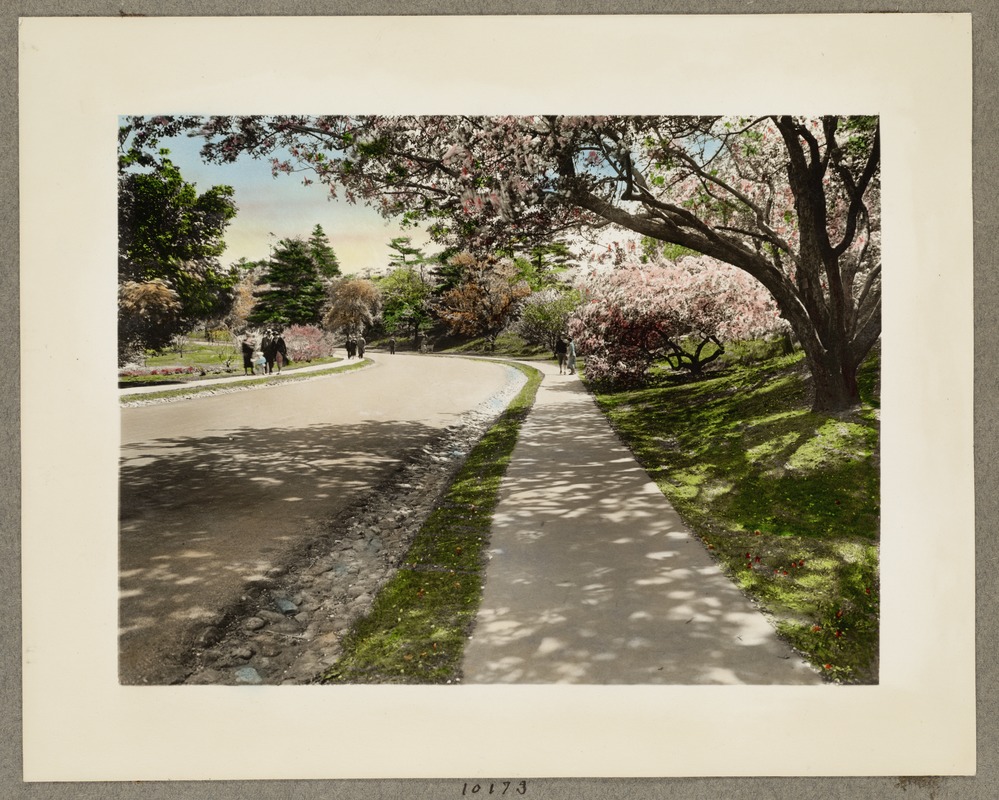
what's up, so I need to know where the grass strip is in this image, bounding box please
[119,359,370,404]
[319,362,543,684]
[588,348,881,683]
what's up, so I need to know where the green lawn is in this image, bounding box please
[589,347,881,683]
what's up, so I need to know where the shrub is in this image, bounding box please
[283,324,337,361]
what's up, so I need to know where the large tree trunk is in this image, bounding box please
[807,347,862,412]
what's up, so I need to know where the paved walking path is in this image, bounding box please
[462,361,822,685]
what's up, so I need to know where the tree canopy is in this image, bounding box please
[515,287,582,354]
[117,148,238,358]
[249,236,328,327]
[324,277,382,335]
[308,224,342,278]
[122,115,880,409]
[436,252,530,349]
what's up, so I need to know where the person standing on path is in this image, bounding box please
[345,335,356,360]
[555,336,568,374]
[566,336,577,375]
[356,334,366,359]
[274,331,289,373]
[389,336,397,354]
[241,336,255,376]
[261,330,278,374]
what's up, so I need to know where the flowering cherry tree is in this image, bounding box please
[122,115,879,410]
[570,257,787,384]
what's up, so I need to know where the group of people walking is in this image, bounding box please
[344,334,366,360]
[240,329,575,376]
[555,335,576,375]
[241,329,289,376]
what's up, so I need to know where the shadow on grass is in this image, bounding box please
[590,351,881,682]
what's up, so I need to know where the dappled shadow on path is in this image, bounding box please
[463,374,821,685]
[119,418,443,684]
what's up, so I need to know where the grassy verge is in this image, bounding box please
[319,362,543,684]
[437,331,551,359]
[119,359,368,404]
[119,355,343,385]
[588,348,881,683]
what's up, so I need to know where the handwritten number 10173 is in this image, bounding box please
[461,781,527,795]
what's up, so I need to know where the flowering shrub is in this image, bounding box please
[569,256,787,384]
[118,366,200,378]
[282,324,337,361]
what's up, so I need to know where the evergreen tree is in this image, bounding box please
[308,224,341,278]
[249,237,327,326]
[387,236,425,270]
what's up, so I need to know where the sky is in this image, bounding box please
[133,125,643,277]
[144,132,436,275]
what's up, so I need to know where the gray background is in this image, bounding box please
[2,2,993,798]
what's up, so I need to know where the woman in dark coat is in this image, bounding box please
[241,337,255,375]
[274,333,288,373]
[261,331,277,374]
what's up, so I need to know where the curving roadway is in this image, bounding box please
[118,353,522,684]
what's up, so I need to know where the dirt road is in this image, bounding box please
[119,353,521,684]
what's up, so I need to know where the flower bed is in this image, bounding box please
[118,366,201,378]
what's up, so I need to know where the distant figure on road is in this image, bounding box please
[241,337,255,375]
[356,334,366,359]
[389,336,396,354]
[566,336,577,375]
[345,336,356,360]
[555,336,568,374]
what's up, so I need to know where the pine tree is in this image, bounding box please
[308,224,341,278]
[249,237,327,326]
